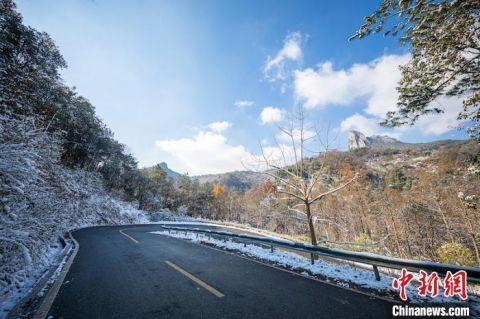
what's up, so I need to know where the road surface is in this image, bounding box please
[47,224,395,318]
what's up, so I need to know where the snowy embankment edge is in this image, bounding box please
[0,207,191,319]
[3,242,72,319]
[1,219,231,318]
[150,230,480,316]
[154,219,295,242]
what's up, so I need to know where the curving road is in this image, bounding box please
[47,224,395,318]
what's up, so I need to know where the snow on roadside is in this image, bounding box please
[154,220,294,243]
[151,230,480,315]
[0,244,64,319]
[154,221,219,226]
[34,245,73,304]
[0,195,196,318]
[1,197,152,315]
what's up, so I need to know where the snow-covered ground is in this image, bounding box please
[155,220,297,242]
[0,205,194,318]
[151,230,480,316]
[0,115,196,317]
[0,201,146,318]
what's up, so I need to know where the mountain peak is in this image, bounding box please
[348,131,403,150]
[157,162,181,179]
[348,131,369,149]
[158,162,169,169]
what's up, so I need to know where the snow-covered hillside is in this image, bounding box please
[0,115,159,315]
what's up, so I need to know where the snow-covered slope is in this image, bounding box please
[0,115,155,315]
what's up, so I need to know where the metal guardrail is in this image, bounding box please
[161,225,480,283]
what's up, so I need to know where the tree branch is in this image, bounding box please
[309,174,357,204]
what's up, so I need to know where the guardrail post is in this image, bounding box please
[244,241,247,247]
[196,233,198,238]
[270,242,274,253]
[373,265,380,281]
[310,253,315,265]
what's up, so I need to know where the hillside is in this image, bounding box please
[192,133,474,191]
[142,162,182,180]
[159,162,182,179]
[194,170,266,192]
[347,130,465,151]
[0,3,181,312]
[185,134,479,268]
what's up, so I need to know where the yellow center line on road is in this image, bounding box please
[165,260,225,298]
[119,229,139,244]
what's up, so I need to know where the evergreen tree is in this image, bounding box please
[351,0,480,139]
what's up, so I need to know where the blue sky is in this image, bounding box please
[17,0,468,175]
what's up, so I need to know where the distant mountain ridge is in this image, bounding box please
[347,130,464,151]
[193,171,265,192]
[153,133,468,191]
[158,162,181,179]
[142,162,182,180]
[348,131,405,150]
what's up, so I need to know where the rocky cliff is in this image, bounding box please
[348,131,369,149]
[348,131,405,150]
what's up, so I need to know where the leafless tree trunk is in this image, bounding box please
[460,207,480,266]
[258,107,357,245]
[388,216,403,257]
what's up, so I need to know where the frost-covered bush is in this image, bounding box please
[0,115,150,312]
[437,243,476,267]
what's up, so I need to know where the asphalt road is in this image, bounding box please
[47,224,396,319]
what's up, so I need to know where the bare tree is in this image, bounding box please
[259,107,357,245]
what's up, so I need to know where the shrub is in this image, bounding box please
[436,243,476,267]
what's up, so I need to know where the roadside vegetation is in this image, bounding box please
[198,140,480,267]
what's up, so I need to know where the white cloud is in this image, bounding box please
[295,53,464,137]
[277,128,316,143]
[155,131,250,175]
[294,54,411,116]
[264,32,303,82]
[208,121,231,133]
[256,144,297,168]
[260,107,285,124]
[340,99,463,138]
[155,129,299,175]
[235,100,254,108]
[415,96,463,135]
